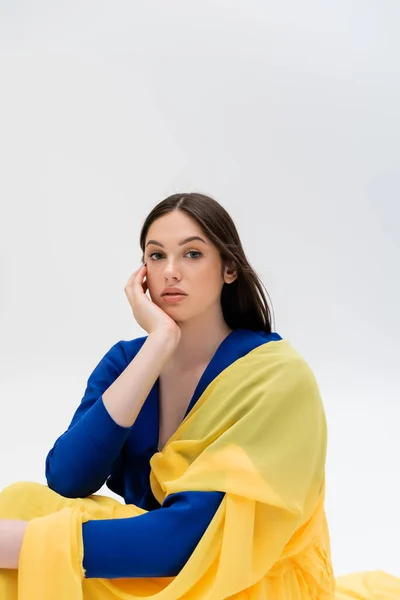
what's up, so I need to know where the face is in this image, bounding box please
[143,211,236,322]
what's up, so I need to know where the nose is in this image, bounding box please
[162,259,181,281]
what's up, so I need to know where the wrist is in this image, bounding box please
[148,328,180,351]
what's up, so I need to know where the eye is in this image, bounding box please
[148,252,163,261]
[186,250,202,259]
[148,250,203,261]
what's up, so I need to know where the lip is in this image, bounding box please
[161,288,187,296]
[162,294,188,304]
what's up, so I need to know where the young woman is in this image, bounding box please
[0,193,398,599]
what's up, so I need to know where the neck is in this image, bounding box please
[164,314,233,373]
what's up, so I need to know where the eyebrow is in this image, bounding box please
[145,236,207,248]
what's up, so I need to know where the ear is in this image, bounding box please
[223,261,238,284]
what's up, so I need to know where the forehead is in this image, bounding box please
[146,211,204,240]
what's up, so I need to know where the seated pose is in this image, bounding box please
[0,193,398,599]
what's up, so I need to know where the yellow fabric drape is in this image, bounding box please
[0,339,398,599]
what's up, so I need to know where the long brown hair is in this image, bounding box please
[139,192,274,333]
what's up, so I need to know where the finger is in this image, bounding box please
[132,265,145,278]
[128,268,147,295]
[126,265,146,286]
[133,264,147,284]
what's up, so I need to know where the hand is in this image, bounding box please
[124,265,181,339]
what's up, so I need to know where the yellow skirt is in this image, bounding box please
[0,481,399,600]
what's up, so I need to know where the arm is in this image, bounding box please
[0,492,224,573]
[45,330,177,498]
[82,490,225,578]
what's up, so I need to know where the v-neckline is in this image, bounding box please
[156,329,237,452]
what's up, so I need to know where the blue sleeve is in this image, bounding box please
[82,490,225,578]
[45,341,134,498]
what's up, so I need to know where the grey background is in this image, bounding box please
[0,0,399,578]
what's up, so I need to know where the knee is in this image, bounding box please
[0,481,51,520]
[1,481,47,500]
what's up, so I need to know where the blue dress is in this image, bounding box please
[45,328,282,578]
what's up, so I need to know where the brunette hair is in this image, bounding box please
[139,192,274,333]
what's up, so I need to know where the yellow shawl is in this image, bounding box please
[0,338,398,599]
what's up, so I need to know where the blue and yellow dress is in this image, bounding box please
[0,329,398,599]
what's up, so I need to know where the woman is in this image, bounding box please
[0,193,398,599]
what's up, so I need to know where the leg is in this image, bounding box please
[0,481,92,599]
[0,480,150,599]
[0,480,141,599]
[0,519,28,569]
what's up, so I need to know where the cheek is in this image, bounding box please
[144,267,156,283]
[144,273,155,296]
[195,274,223,299]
